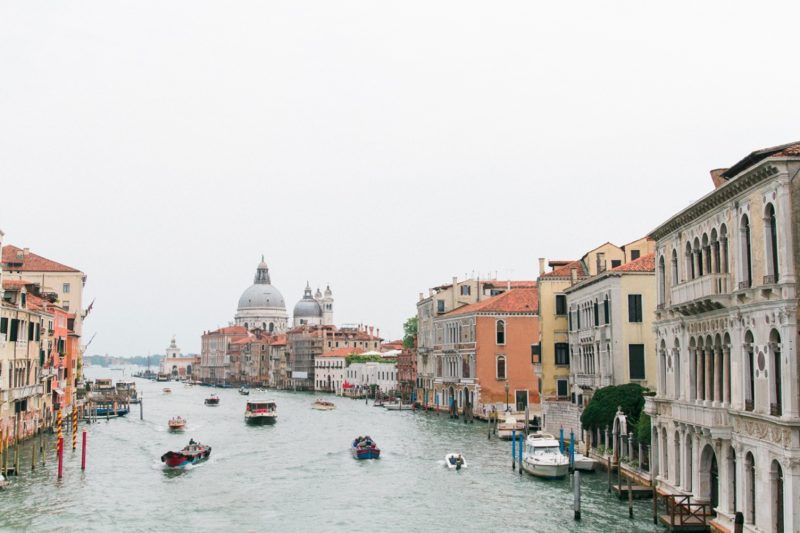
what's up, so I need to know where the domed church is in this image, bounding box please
[292,283,334,327]
[234,257,288,333]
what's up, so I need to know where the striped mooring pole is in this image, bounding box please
[57,409,63,442]
[72,406,77,451]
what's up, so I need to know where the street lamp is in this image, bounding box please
[505,382,510,412]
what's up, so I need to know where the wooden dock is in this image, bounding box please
[612,483,653,499]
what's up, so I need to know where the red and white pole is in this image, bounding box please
[81,431,87,470]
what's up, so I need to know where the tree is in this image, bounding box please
[403,316,418,349]
[580,383,648,433]
[636,412,651,444]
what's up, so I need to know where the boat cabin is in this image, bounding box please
[246,401,276,413]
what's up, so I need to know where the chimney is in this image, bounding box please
[597,252,606,273]
[507,280,511,291]
[538,258,546,276]
[570,268,578,286]
[377,328,380,338]
[451,276,458,307]
[710,168,728,189]
[418,292,423,301]
[23,247,29,256]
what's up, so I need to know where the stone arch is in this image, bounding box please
[744,330,755,410]
[689,336,698,400]
[764,202,779,282]
[771,459,785,533]
[659,339,667,395]
[769,329,782,415]
[673,429,682,487]
[699,444,719,510]
[671,247,679,284]
[673,337,681,399]
[611,409,627,459]
[745,451,756,524]
[719,223,729,273]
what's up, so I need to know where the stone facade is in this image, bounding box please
[645,143,800,533]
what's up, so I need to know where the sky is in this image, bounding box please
[1,1,799,356]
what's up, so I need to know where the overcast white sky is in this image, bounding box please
[1,1,799,356]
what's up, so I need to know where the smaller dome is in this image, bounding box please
[294,284,322,318]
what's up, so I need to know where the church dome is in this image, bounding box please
[294,283,322,318]
[237,259,286,311]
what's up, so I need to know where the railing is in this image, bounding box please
[670,273,729,306]
[745,399,754,412]
[663,494,712,527]
[738,280,751,290]
[763,274,776,285]
[573,373,596,387]
[770,403,782,417]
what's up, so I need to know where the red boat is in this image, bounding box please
[160,439,212,468]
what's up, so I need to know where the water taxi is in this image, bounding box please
[245,400,277,424]
[160,439,211,468]
[168,416,186,431]
[312,399,336,410]
[204,395,220,406]
[238,386,250,396]
[351,436,380,460]
[497,416,525,440]
[522,432,569,479]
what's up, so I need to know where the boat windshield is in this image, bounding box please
[527,445,560,456]
[248,402,275,410]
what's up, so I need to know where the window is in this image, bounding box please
[63,301,70,311]
[628,294,642,322]
[604,298,610,324]
[9,319,19,342]
[496,356,506,380]
[741,215,752,287]
[531,344,540,364]
[766,204,779,283]
[629,344,645,380]
[62,283,70,293]
[0,317,7,335]
[611,260,622,269]
[555,343,569,365]
[568,311,573,331]
[460,285,471,296]
[555,295,567,315]
[556,379,568,398]
[496,320,505,345]
[630,249,640,260]
[437,300,445,313]
[593,301,599,326]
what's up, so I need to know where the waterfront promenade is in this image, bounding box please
[0,367,662,532]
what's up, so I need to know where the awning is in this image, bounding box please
[53,388,65,396]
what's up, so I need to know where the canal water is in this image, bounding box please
[0,367,662,532]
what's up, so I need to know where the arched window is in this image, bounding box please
[671,248,679,285]
[673,339,681,399]
[658,255,666,305]
[745,452,756,524]
[496,355,506,380]
[701,233,710,276]
[496,320,505,345]
[772,460,784,533]
[728,447,737,514]
[741,215,752,287]
[720,224,729,273]
[765,203,779,283]
[244,322,248,329]
[686,241,695,280]
[710,229,720,274]
[694,237,703,277]
[744,331,755,411]
[268,322,274,333]
[689,337,697,401]
[262,322,266,331]
[770,329,782,416]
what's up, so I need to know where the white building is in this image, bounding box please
[314,348,349,392]
[234,258,288,333]
[345,361,398,394]
[645,142,800,533]
[159,336,197,379]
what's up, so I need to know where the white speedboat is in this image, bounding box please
[572,452,597,472]
[522,433,569,479]
[497,416,525,440]
[444,453,467,470]
[245,400,277,424]
[312,399,336,410]
[385,401,413,411]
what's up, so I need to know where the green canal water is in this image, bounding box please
[0,367,662,532]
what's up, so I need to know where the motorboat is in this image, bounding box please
[116,380,139,403]
[83,405,130,419]
[168,416,186,431]
[497,416,525,440]
[245,400,277,424]
[521,432,570,479]
[0,473,9,490]
[352,436,380,460]
[160,439,211,468]
[204,395,220,406]
[384,399,413,411]
[572,452,597,472]
[312,399,336,410]
[163,388,172,394]
[444,453,467,470]
[238,386,250,396]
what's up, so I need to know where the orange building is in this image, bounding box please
[427,287,540,416]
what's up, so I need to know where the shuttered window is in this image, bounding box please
[555,343,570,365]
[604,298,610,324]
[0,317,7,334]
[9,319,19,342]
[555,295,567,315]
[557,379,568,398]
[594,302,599,326]
[628,294,643,323]
[629,344,645,380]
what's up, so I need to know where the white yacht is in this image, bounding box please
[522,432,569,479]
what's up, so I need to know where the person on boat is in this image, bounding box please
[456,454,464,468]
[449,455,457,465]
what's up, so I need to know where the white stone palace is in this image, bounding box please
[646,142,800,533]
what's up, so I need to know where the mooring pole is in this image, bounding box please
[511,428,518,466]
[31,440,36,471]
[574,470,581,520]
[652,474,658,524]
[628,470,634,518]
[140,397,143,420]
[607,455,612,493]
[518,431,523,474]
[81,431,87,471]
[72,406,77,451]
[57,437,63,479]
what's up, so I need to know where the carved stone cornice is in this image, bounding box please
[650,164,780,241]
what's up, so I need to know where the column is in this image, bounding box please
[723,345,731,406]
[714,346,722,406]
[696,349,704,402]
[775,178,796,284]
[705,348,712,404]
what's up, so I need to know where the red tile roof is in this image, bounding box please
[2,245,81,273]
[210,326,248,335]
[611,252,656,272]
[540,260,586,279]
[321,347,364,357]
[481,280,537,289]
[2,279,34,289]
[446,287,538,316]
[723,141,800,178]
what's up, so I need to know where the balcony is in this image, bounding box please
[672,401,731,435]
[669,274,730,314]
[573,373,597,388]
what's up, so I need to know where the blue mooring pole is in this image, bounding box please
[569,430,575,470]
[559,427,565,454]
[518,431,523,474]
[512,430,516,470]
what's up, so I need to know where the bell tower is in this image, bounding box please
[322,285,334,325]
